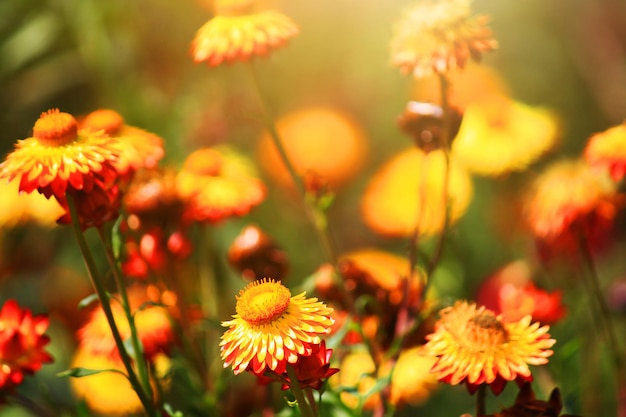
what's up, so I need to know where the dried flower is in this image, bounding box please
[0,300,53,393]
[397,101,463,153]
[227,225,289,281]
[422,301,555,395]
[390,0,497,78]
[220,278,334,375]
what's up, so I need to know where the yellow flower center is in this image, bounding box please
[463,311,509,348]
[82,109,124,136]
[33,109,78,146]
[236,279,291,325]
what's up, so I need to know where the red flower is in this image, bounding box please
[0,300,53,393]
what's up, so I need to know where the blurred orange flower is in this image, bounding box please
[191,0,298,67]
[0,300,53,393]
[220,278,334,376]
[361,148,473,237]
[390,0,496,78]
[258,106,368,190]
[422,301,555,395]
[331,350,381,411]
[0,179,65,228]
[388,346,439,408]
[178,147,266,223]
[584,121,626,180]
[451,97,559,176]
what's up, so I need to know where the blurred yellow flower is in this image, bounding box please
[451,97,559,176]
[584,121,626,180]
[390,0,497,78]
[0,179,65,228]
[422,301,555,395]
[331,350,381,411]
[177,146,266,223]
[389,346,439,407]
[361,148,473,237]
[220,278,334,376]
[191,5,298,67]
[257,106,368,189]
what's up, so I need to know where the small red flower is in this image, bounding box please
[0,300,53,393]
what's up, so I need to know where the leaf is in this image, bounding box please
[77,293,99,310]
[57,367,127,379]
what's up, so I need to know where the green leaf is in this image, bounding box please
[77,293,99,310]
[111,215,124,260]
[57,367,127,378]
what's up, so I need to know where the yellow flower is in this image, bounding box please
[361,148,473,237]
[220,278,334,375]
[390,0,497,78]
[389,347,439,407]
[422,301,555,395]
[584,121,626,180]
[0,179,65,228]
[257,106,368,189]
[452,97,559,176]
[330,350,381,411]
[0,109,119,200]
[191,6,298,67]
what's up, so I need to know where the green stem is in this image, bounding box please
[66,195,157,416]
[286,365,316,417]
[96,227,154,405]
[476,384,487,417]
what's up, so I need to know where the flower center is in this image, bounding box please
[236,279,291,325]
[464,311,509,348]
[33,109,78,146]
[82,109,124,136]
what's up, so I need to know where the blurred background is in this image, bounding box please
[1,0,626,415]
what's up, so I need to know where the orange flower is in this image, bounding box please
[0,300,53,392]
[0,109,118,200]
[220,278,334,376]
[422,301,555,395]
[80,109,165,178]
[191,1,298,67]
[177,147,266,224]
[584,121,626,180]
[361,148,473,237]
[0,179,65,227]
[451,97,559,176]
[388,346,439,408]
[257,106,368,189]
[78,284,177,359]
[331,350,381,411]
[390,0,497,78]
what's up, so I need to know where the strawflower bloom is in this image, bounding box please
[422,301,555,395]
[0,300,53,393]
[361,148,473,237]
[388,346,439,408]
[584,121,626,180]
[0,109,118,200]
[177,147,266,224]
[227,224,289,281]
[0,179,65,227]
[451,97,559,176]
[331,350,381,411]
[390,0,497,78]
[80,108,165,179]
[220,278,334,376]
[191,0,299,67]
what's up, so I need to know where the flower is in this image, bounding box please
[220,278,334,376]
[191,3,299,67]
[422,301,555,395]
[0,109,118,200]
[489,382,577,417]
[389,346,439,407]
[361,148,473,237]
[525,159,618,241]
[80,109,165,178]
[0,179,65,228]
[451,97,559,176]
[390,0,497,78]
[227,225,289,281]
[0,300,53,392]
[177,147,266,224]
[584,121,626,180]
[397,101,464,153]
[78,284,177,359]
[257,106,368,189]
[331,350,381,411]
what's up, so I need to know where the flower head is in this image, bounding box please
[191,7,298,67]
[361,148,473,237]
[227,225,289,281]
[0,179,65,228]
[422,301,555,395]
[220,278,334,376]
[0,109,118,200]
[0,300,53,392]
[389,346,439,408]
[390,0,497,78]
[584,121,626,180]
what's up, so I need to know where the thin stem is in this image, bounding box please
[476,384,487,417]
[66,195,157,416]
[96,227,154,404]
[286,365,316,417]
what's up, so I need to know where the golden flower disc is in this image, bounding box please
[33,109,78,146]
[236,279,291,324]
[82,109,124,136]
